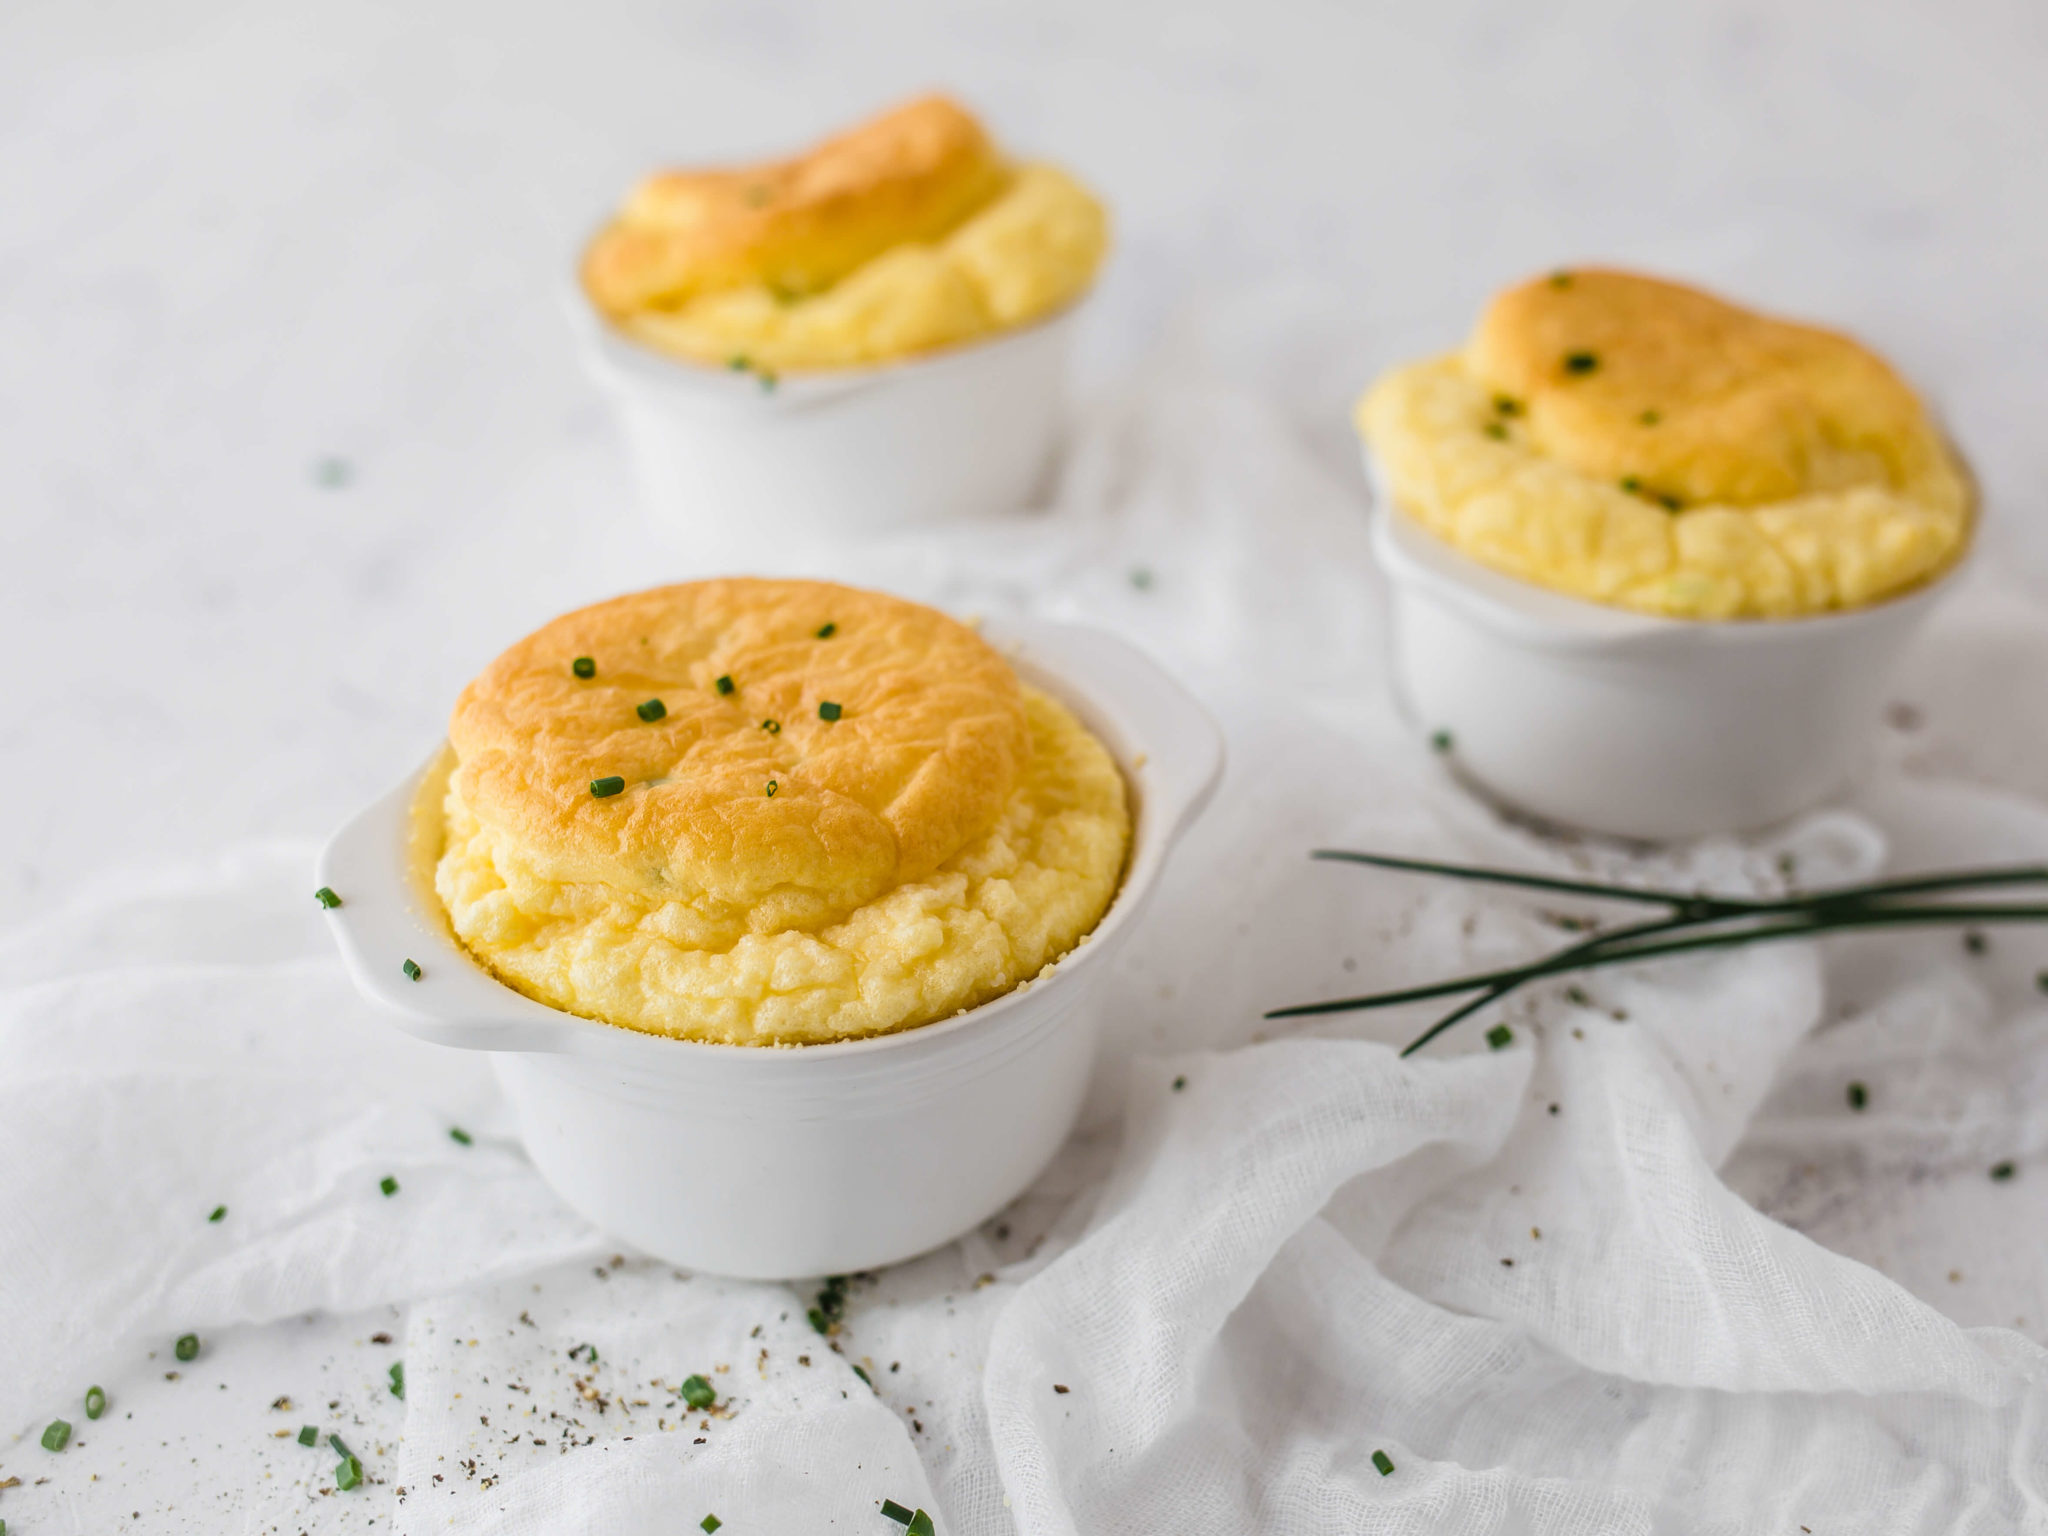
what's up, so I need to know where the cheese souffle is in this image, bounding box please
[1358,269,1973,620]
[580,94,1109,372]
[433,580,1130,1046]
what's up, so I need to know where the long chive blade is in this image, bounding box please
[1310,849,1729,910]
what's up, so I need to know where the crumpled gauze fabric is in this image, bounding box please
[7,361,2048,1534]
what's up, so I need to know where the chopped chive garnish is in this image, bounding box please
[852,1364,872,1388]
[85,1385,105,1420]
[808,1307,829,1334]
[1563,351,1598,375]
[314,886,342,909]
[906,1512,936,1536]
[762,718,780,734]
[402,958,422,981]
[758,371,778,393]
[298,1425,319,1446]
[209,1204,227,1222]
[1493,394,1523,416]
[1372,1448,1395,1476]
[680,1374,716,1411]
[389,1361,405,1399]
[1430,729,1454,754]
[1129,566,1156,591]
[818,701,842,721]
[1847,1081,1868,1111]
[766,780,779,797]
[637,698,667,722]
[335,1455,363,1491]
[816,622,837,639]
[1620,476,1641,493]
[1992,1161,2018,1181]
[1965,930,1988,954]
[881,1500,915,1525]
[701,1517,722,1534]
[1486,1024,1513,1050]
[1549,270,1573,288]
[572,656,596,679]
[715,674,735,695]
[380,1175,399,1197]
[41,1419,70,1451]
[1658,493,1683,512]
[1482,421,1507,441]
[728,355,750,372]
[175,1333,200,1362]
[1640,409,1661,425]
[449,1126,473,1145]
[1172,1074,1187,1091]
[591,775,626,798]
[2037,970,2048,994]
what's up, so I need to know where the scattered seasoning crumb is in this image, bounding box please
[637,698,667,723]
[449,1126,473,1146]
[1372,1448,1395,1476]
[380,1175,400,1197]
[84,1385,105,1420]
[370,1332,391,1345]
[1563,350,1598,374]
[1547,1103,1560,1116]
[816,622,837,639]
[208,1205,227,1223]
[1531,1226,1542,1240]
[1053,1383,1069,1394]
[1430,729,1454,754]
[41,1420,70,1452]
[701,1518,722,1534]
[299,1425,319,1446]
[818,701,843,722]
[590,775,626,799]
[1500,1257,1514,1267]
[1172,1075,1187,1091]
[1565,985,1591,1008]
[715,674,735,696]
[572,657,596,679]
[681,1375,716,1411]
[402,958,422,981]
[1847,1081,1869,1111]
[314,886,342,909]
[1964,931,1988,955]
[174,1334,200,1362]
[1486,1024,1513,1050]
[1992,1161,2018,1182]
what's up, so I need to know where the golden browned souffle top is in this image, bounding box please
[581,95,1109,371]
[1358,268,1972,618]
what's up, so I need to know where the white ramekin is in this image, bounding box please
[569,290,1083,567]
[1364,451,1966,842]
[319,618,1221,1280]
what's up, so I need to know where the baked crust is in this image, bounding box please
[580,95,1108,369]
[1359,269,1972,618]
[436,580,1130,1044]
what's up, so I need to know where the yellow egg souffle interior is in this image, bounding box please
[1357,268,1972,619]
[580,94,1109,372]
[432,579,1131,1046]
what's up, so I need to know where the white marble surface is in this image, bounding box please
[6,1,2048,1530]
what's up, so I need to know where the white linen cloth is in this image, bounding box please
[6,360,2048,1535]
